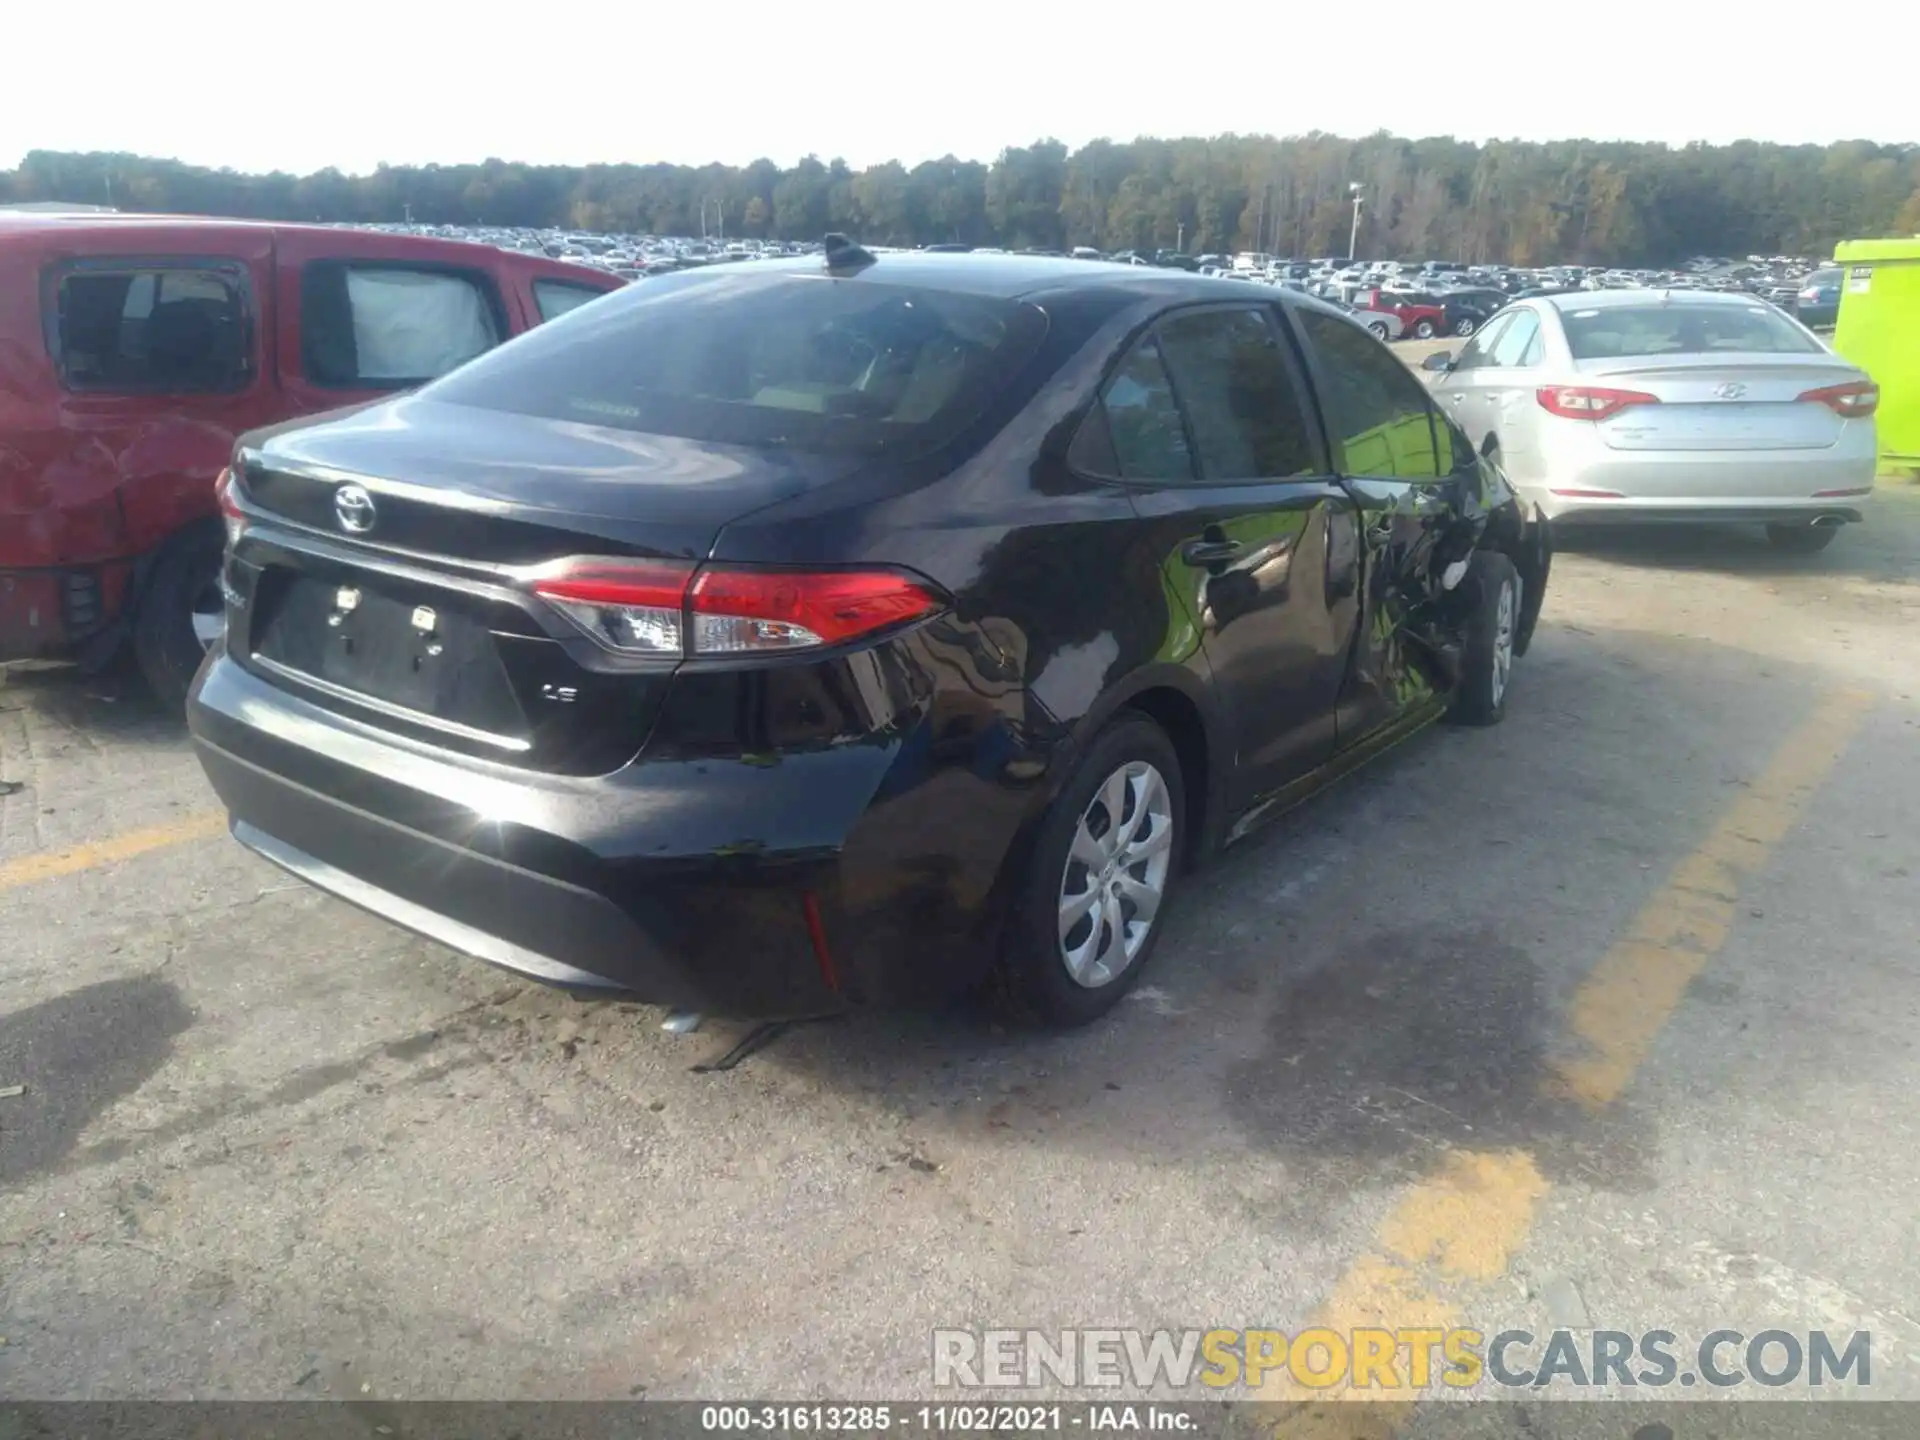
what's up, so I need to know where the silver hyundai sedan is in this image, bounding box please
[1423,290,1879,552]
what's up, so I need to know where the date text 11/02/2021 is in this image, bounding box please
[701,1405,1196,1432]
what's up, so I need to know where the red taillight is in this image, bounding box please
[801,891,839,993]
[689,568,939,653]
[524,558,940,658]
[1797,381,1878,418]
[1535,386,1661,422]
[214,466,246,546]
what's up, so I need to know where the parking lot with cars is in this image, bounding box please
[6,303,1918,1417]
[4,214,1918,1425]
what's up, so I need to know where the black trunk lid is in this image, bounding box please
[231,396,858,774]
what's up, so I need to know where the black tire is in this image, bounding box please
[132,524,225,709]
[1367,322,1390,341]
[1454,316,1478,337]
[1765,522,1838,554]
[1447,550,1520,727]
[1414,319,1437,340]
[994,713,1186,1027]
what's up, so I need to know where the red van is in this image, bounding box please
[0,214,623,701]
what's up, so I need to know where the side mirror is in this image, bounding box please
[1422,350,1456,373]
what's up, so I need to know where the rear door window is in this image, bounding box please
[1487,309,1543,367]
[1451,312,1513,371]
[1154,308,1318,480]
[533,279,610,324]
[1296,307,1441,479]
[48,261,252,392]
[301,263,504,388]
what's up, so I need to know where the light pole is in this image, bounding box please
[1347,183,1365,261]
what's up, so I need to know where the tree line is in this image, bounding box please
[7,135,1919,266]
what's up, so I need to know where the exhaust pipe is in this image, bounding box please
[1811,513,1848,527]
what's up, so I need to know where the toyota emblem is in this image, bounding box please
[334,483,377,534]
[1712,382,1748,400]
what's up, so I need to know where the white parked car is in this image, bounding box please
[1423,291,1877,552]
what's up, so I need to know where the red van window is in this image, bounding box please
[50,262,252,393]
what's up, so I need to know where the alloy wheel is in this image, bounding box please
[1057,760,1175,988]
[1491,576,1516,707]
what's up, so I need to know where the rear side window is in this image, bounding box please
[1296,308,1441,480]
[1155,308,1317,480]
[425,270,1048,456]
[48,262,251,392]
[533,279,609,324]
[301,263,504,388]
[1077,339,1195,483]
[1560,303,1821,360]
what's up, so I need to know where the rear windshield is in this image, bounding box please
[424,269,1048,454]
[1560,302,1822,360]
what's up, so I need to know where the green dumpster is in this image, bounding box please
[1832,237,1920,473]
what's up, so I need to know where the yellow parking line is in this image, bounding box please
[0,811,227,893]
[1268,687,1873,1434]
[1552,687,1874,1108]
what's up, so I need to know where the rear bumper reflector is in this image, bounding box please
[802,891,840,993]
[1812,487,1874,498]
[1549,488,1628,499]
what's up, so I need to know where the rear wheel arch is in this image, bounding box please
[1118,685,1212,870]
[1047,669,1223,868]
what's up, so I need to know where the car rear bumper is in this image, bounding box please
[187,648,1046,1016]
[1520,428,1878,523]
[1541,503,1864,527]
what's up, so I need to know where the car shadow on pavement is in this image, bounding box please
[0,973,194,1185]
[1221,922,1656,1208]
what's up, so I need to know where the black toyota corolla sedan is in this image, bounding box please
[188,245,1550,1027]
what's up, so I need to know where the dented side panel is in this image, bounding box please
[0,226,278,659]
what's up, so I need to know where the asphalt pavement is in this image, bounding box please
[4,460,1918,1425]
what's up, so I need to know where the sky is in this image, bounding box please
[6,0,1913,176]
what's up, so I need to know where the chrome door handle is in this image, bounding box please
[1182,539,1243,567]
